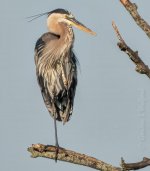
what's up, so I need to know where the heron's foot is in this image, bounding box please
[55,143,59,162]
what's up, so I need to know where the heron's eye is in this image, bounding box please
[68,14,74,19]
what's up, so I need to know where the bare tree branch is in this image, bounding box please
[27,144,150,171]
[120,0,150,39]
[28,144,121,171]
[112,21,150,78]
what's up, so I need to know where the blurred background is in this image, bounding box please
[0,0,150,170]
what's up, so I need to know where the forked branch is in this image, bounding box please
[112,21,150,78]
[120,0,150,39]
[28,144,150,171]
[121,157,150,170]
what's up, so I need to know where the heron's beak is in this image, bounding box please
[67,17,96,35]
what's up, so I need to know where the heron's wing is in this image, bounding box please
[34,32,77,123]
[35,32,61,119]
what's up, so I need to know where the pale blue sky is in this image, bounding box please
[0,0,150,171]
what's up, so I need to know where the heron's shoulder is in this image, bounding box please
[35,32,59,48]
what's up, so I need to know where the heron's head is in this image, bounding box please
[47,9,96,35]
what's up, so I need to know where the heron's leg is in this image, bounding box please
[53,105,59,162]
[54,116,59,147]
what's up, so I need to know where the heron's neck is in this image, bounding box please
[48,22,74,48]
[59,23,74,49]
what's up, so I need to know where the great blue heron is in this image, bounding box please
[33,8,95,159]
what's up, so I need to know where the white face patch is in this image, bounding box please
[58,17,69,24]
[68,13,74,19]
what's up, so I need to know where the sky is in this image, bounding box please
[0,0,150,171]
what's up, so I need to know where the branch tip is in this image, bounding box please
[112,21,125,43]
[120,0,128,5]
